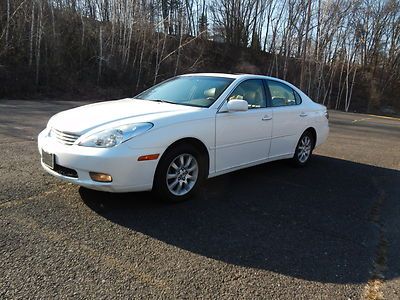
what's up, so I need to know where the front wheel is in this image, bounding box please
[292,131,314,166]
[153,144,206,203]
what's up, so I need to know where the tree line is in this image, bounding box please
[0,0,399,114]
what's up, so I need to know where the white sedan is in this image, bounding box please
[38,73,329,202]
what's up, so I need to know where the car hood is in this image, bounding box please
[48,98,199,134]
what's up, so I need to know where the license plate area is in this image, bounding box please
[42,150,55,169]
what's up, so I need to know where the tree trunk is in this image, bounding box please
[300,0,312,90]
[98,26,103,84]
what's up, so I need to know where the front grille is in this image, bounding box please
[51,128,80,145]
[54,163,78,178]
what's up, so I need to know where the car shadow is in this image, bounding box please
[79,155,399,284]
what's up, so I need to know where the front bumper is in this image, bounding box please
[38,129,162,192]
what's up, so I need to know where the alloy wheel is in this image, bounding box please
[166,153,199,196]
[298,135,312,163]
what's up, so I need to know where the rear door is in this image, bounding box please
[265,80,307,158]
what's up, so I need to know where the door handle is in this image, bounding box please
[262,115,272,121]
[300,112,308,117]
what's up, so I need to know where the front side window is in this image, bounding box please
[135,76,234,108]
[229,79,267,109]
[267,80,300,107]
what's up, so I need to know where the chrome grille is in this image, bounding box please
[51,128,80,145]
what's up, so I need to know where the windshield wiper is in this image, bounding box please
[137,98,190,106]
[148,99,178,105]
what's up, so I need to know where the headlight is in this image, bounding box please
[78,123,153,148]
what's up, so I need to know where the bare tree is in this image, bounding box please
[0,0,399,114]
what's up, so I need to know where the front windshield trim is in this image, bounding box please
[134,76,235,108]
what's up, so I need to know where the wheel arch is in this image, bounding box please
[157,137,210,175]
[303,127,317,149]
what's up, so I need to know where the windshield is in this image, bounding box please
[135,76,234,107]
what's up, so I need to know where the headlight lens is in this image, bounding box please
[78,123,153,148]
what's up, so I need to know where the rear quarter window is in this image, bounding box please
[267,80,301,107]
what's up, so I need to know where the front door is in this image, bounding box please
[215,79,273,172]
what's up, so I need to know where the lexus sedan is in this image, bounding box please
[38,73,329,202]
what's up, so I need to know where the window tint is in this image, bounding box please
[136,76,234,108]
[267,80,298,107]
[294,91,302,105]
[229,80,266,109]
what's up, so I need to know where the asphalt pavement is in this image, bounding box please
[0,100,399,299]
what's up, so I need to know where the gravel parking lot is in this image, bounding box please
[0,100,399,299]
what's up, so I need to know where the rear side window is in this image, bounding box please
[267,80,301,107]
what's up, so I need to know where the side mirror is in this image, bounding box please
[227,99,248,112]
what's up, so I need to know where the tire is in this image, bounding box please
[292,131,314,167]
[153,144,207,203]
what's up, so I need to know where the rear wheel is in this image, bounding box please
[153,144,206,203]
[292,131,314,166]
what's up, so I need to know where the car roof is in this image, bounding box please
[180,72,285,82]
[180,73,240,79]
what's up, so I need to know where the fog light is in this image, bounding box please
[89,172,113,182]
